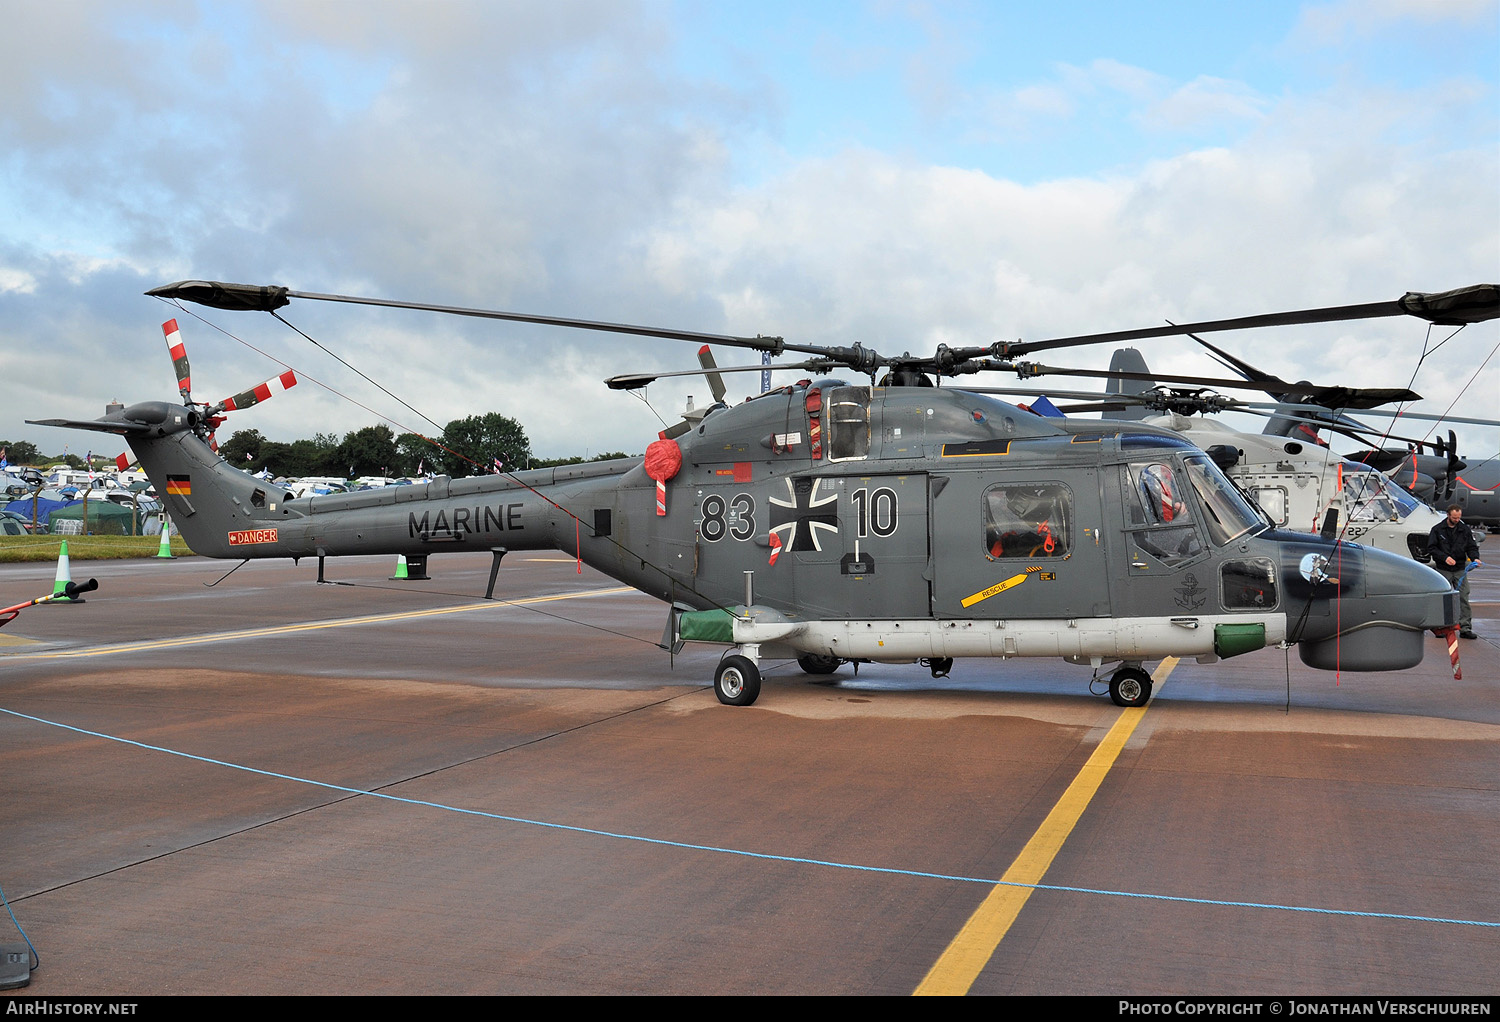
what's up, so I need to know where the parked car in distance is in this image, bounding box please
[0,509,46,534]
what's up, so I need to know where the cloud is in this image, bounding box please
[1294,0,1498,44]
[0,267,37,294]
[1139,76,1268,131]
[974,59,1258,143]
[1,2,1495,465]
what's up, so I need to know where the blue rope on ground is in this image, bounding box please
[3,705,1494,930]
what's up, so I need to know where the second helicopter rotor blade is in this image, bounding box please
[1004,363,1421,408]
[1008,283,1499,357]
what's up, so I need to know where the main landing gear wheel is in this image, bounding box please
[922,657,954,679]
[1108,666,1153,708]
[796,653,841,675]
[715,655,762,706]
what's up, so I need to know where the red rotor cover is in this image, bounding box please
[644,438,683,481]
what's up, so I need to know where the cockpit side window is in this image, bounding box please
[1123,462,1203,566]
[983,483,1071,559]
[1135,462,1190,526]
[1222,557,1278,610]
[826,386,871,462]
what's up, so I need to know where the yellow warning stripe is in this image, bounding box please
[914,657,1177,996]
[1,587,635,660]
[960,573,1027,608]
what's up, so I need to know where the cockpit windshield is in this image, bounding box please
[1342,467,1418,522]
[1182,454,1263,545]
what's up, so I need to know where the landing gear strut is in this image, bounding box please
[1108,665,1153,708]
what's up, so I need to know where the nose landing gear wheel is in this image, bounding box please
[1108,666,1153,707]
[715,654,762,706]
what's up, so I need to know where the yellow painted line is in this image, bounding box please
[1,586,636,660]
[914,657,1178,996]
[960,573,1028,609]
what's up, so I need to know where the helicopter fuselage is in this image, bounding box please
[73,381,1455,704]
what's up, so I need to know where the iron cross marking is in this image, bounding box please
[768,477,839,552]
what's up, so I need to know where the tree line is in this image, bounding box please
[216,413,633,479]
[5,413,634,480]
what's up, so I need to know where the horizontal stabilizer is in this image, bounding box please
[26,416,154,436]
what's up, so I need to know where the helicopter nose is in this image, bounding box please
[1294,543,1455,671]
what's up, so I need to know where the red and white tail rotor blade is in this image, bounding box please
[698,345,728,404]
[162,320,193,403]
[208,369,299,415]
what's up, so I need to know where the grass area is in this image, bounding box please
[0,535,197,562]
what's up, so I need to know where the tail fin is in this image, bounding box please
[31,402,299,558]
[1104,348,1154,421]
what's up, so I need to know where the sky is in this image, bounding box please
[1,0,1496,465]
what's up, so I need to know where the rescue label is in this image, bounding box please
[227,528,279,545]
[961,572,1027,608]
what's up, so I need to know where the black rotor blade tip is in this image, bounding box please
[605,373,657,391]
[146,280,290,312]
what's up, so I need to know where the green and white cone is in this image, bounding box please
[391,555,410,580]
[156,515,175,559]
[52,540,82,602]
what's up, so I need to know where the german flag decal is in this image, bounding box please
[166,475,191,496]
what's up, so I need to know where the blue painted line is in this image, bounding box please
[3,705,1495,930]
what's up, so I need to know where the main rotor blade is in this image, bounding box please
[1009,283,1499,356]
[1183,330,1282,389]
[1010,363,1421,408]
[961,383,1331,416]
[959,385,1165,403]
[606,359,835,390]
[148,279,796,357]
[1313,406,1500,428]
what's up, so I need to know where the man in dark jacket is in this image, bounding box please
[1428,505,1482,638]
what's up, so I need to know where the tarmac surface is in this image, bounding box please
[0,551,1496,995]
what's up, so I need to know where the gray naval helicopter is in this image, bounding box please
[32,280,1497,708]
[1160,333,1500,533]
[970,347,1483,564]
[1346,434,1500,532]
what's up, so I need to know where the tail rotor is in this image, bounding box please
[156,320,298,449]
